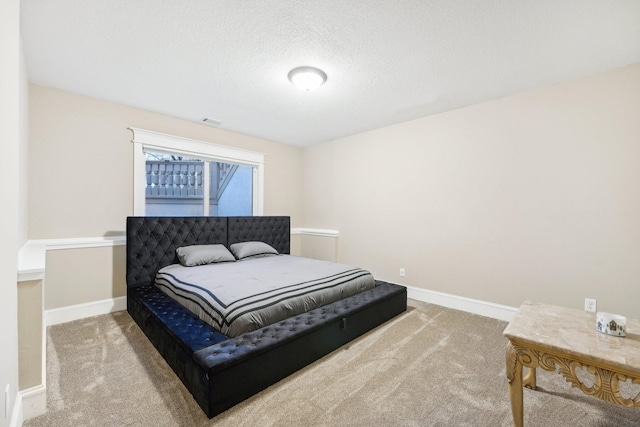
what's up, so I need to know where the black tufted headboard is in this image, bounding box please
[126,216,290,288]
[227,216,290,254]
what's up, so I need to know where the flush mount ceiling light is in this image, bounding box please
[287,66,327,92]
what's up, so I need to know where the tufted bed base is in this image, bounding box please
[126,216,407,418]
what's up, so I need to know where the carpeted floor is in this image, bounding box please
[24,300,640,426]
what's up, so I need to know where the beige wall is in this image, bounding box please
[18,280,42,390]
[26,63,640,321]
[299,234,339,262]
[44,246,126,309]
[29,85,303,309]
[18,46,30,247]
[303,63,640,319]
[1,0,24,423]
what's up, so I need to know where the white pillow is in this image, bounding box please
[230,241,279,260]
[176,244,235,267]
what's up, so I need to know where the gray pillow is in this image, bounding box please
[230,241,279,260]
[176,244,235,267]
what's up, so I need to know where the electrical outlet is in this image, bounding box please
[585,298,597,313]
[399,268,405,277]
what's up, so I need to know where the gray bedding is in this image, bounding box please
[155,255,375,337]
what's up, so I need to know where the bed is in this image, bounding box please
[126,216,407,418]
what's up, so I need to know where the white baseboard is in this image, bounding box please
[9,390,22,427]
[404,284,517,322]
[45,296,127,326]
[42,286,514,326]
[19,385,46,421]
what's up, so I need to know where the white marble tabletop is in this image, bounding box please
[503,301,640,375]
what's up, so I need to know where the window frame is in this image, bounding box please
[130,127,265,216]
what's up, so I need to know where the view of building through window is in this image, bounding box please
[144,151,253,216]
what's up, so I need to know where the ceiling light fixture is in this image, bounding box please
[287,66,327,92]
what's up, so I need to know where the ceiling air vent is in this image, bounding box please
[201,117,222,127]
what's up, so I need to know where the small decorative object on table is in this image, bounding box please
[596,312,627,337]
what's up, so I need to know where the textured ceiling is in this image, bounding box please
[20,1,640,146]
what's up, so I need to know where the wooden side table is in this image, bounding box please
[503,301,640,427]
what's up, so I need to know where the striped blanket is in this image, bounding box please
[155,255,375,337]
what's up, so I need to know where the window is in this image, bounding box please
[144,152,254,216]
[131,128,264,216]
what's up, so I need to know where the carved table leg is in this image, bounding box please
[506,341,524,427]
[524,366,536,390]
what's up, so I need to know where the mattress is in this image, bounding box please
[155,255,375,337]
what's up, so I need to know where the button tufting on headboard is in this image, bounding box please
[227,216,290,255]
[126,216,290,288]
[126,216,228,287]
